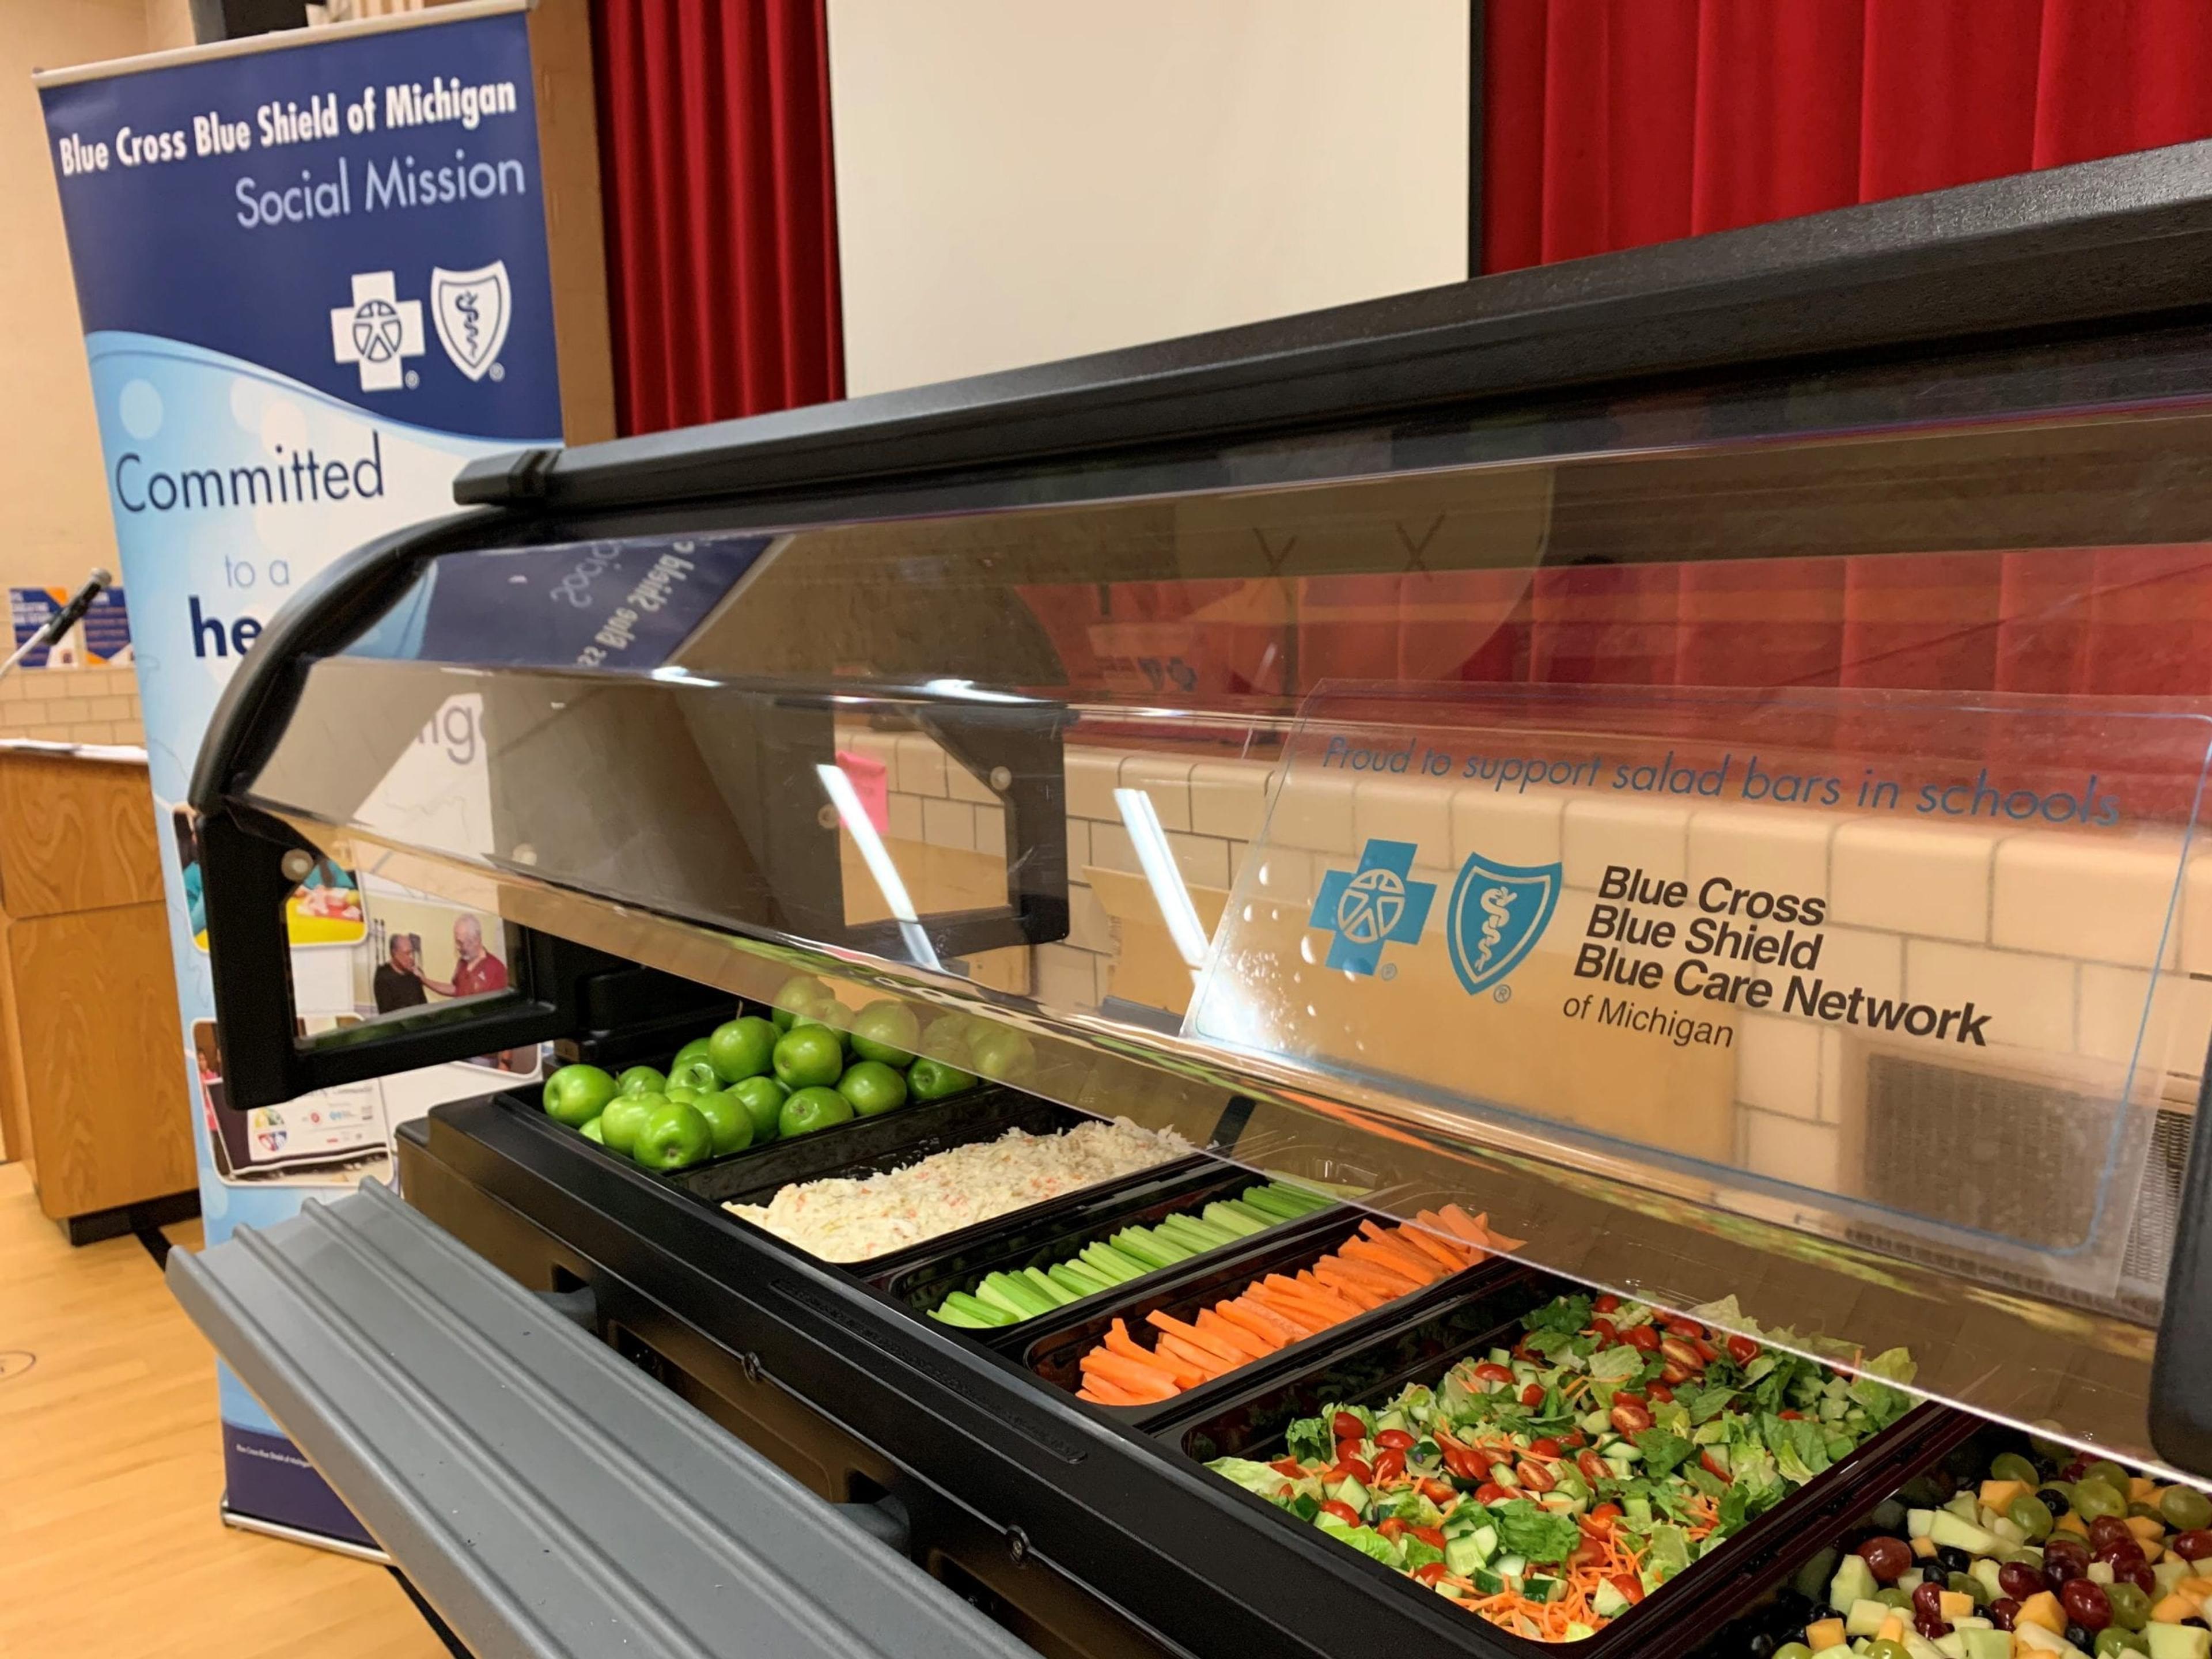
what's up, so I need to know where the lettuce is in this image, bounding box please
[1634,1427,1696,1479]
[1587,1344,1643,1388]
[1846,1348,1917,1429]
[1643,1524,1693,1586]
[1524,1294,1593,1335]
[1492,1499,1582,1565]
[1315,1512,1402,1565]
[1209,1457,1294,1500]
[1400,1536,1446,1573]
[1286,1416,1333,1465]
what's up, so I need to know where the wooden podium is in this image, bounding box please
[0,747,195,1240]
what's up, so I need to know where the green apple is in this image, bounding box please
[778,1086,854,1138]
[849,1001,921,1067]
[667,1056,721,1094]
[615,1065,667,1097]
[771,975,828,1031]
[907,1056,975,1101]
[772,1024,845,1089]
[707,1016,779,1082]
[921,1016,973,1065]
[543,1064,618,1127]
[671,1037,715,1074]
[837,1059,907,1116]
[690,1089,753,1157]
[729,1075,788,1144]
[598,1092,661,1156]
[579,1116,606,1143]
[634,1101,714,1170]
[969,1027,1035,1084]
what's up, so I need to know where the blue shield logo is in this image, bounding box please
[1448,851,1563,995]
[1310,839,1435,975]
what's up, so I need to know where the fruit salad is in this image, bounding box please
[1749,1444,2212,1659]
[1207,1291,1919,1642]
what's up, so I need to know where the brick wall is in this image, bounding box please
[0,664,144,744]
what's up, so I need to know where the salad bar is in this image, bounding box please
[178,148,2212,1659]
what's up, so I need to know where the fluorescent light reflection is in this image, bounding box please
[1114,786,1210,980]
[816,762,940,969]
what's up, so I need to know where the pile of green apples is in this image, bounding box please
[539,979,997,1172]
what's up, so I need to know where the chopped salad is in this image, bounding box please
[1208,1291,1919,1642]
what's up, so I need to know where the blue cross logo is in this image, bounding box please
[1309,839,1435,975]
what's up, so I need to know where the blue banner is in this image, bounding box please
[40,3,566,1552]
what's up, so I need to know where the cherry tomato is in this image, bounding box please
[1270,1457,1305,1478]
[1472,1362,1514,1387]
[1374,1429,1416,1452]
[1376,1517,1408,1540]
[1594,1293,1621,1314]
[1529,1438,1564,1460]
[1646,1382,1676,1404]
[1578,1450,1612,1486]
[1332,1457,1374,1485]
[1611,1399,1654,1433]
[1521,1384,1546,1407]
[1476,1482,1514,1505]
[1658,1336,1705,1372]
[1725,1335,1761,1366]
[1319,1499,1361,1526]
[1590,1317,1619,1345]
[1662,1316,1705,1341]
[1693,1338,1721,1364]
[1332,1412,1366,1441]
[1563,1431,1586,1449]
[1516,1459,1557,1493]
[1412,1524,1448,1550]
[1699,1450,1732,1485]
[1608,1573,1645,1606]
[1778,1409,1804,1421]
[1373,1449,1407,1482]
[1569,1540,1606,1571]
[1412,1562,1449,1586]
[1417,1479,1457,1506]
[1623,1324,1661,1353]
[1660,1361,1693,1386]
[1590,1502,1624,1529]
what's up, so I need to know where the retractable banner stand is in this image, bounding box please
[39,2,563,1552]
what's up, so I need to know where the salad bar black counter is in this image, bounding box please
[390,994,2033,1659]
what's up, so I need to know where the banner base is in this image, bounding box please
[219,1495,391,1564]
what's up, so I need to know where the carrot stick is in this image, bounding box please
[1079,1351,1180,1398]
[1215,1299,1293,1347]
[1400,1219,1478,1271]
[1146,1309,1245,1365]
[1309,1264,1391,1310]
[1342,1236,1435,1283]
[1434,1203,1497,1246]
[1104,1324,1182,1376]
[1078,1375,1145,1407]
[1156,1332,1232,1378]
[1195,1308,1273,1362]
[1358,1226,1449,1280]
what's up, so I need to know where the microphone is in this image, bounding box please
[38,569,113,646]
[0,568,115,683]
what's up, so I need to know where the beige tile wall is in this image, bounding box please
[847,726,2212,1208]
[0,664,145,744]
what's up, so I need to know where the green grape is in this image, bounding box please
[1774,1646,1814,1659]
[2073,1480,2128,1521]
[2094,1628,2149,1658]
[1991,1452,2041,1485]
[1877,1588,1915,1610]
[2161,1484,2212,1532]
[2010,1494,2055,1541]
[2104,1582,2152,1632]
[1867,1642,1914,1659]
[2085,1460,2133,1495]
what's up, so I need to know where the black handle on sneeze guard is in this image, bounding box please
[198,804,593,1110]
[2150,1043,2212,1477]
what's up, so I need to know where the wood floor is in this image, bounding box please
[0,1161,449,1658]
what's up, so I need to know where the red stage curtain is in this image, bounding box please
[1483,0,2212,274]
[593,0,844,435]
